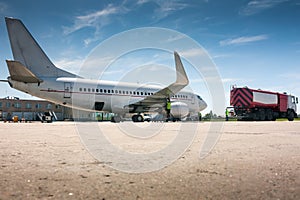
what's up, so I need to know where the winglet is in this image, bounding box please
[140,52,189,99]
[126,52,190,111]
[174,51,189,85]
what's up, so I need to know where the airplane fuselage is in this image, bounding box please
[8,77,206,119]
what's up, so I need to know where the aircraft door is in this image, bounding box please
[64,82,72,98]
[191,95,195,104]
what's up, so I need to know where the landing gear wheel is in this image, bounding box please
[132,114,144,122]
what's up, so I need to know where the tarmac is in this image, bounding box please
[0,121,299,199]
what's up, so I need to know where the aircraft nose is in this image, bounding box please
[198,99,207,111]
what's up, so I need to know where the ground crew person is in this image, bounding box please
[198,112,202,121]
[166,98,171,119]
[225,108,229,121]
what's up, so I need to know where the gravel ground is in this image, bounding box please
[0,121,299,200]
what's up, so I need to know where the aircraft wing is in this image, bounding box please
[127,52,189,113]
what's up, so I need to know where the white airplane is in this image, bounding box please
[3,17,207,122]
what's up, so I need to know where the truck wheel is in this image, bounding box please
[259,109,266,121]
[253,111,259,121]
[287,111,294,121]
[266,109,273,121]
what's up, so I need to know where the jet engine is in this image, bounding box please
[170,102,189,119]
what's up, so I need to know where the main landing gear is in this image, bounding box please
[132,114,144,122]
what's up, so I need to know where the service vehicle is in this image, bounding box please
[230,86,298,121]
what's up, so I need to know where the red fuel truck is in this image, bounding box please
[230,86,298,121]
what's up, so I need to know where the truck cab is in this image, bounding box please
[287,95,298,120]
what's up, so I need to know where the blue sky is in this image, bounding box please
[0,0,300,115]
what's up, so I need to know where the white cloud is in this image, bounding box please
[101,69,124,75]
[63,4,122,35]
[222,78,240,83]
[62,0,191,46]
[212,53,232,59]
[0,2,8,13]
[54,58,84,74]
[280,72,300,80]
[219,34,268,46]
[152,0,190,20]
[62,3,131,46]
[165,34,186,43]
[180,48,207,59]
[136,0,151,5]
[76,6,118,22]
[239,0,289,16]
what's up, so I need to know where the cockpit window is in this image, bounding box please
[197,95,202,100]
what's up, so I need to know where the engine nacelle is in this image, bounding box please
[170,102,189,119]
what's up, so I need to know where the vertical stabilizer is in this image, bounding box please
[5,17,76,78]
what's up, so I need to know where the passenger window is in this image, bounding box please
[88,88,91,92]
[108,90,110,93]
[79,88,82,92]
[104,89,107,93]
[96,89,99,93]
[100,89,103,93]
[137,92,140,95]
[84,88,86,92]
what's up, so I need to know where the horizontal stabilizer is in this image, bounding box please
[6,60,43,83]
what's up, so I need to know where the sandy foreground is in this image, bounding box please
[0,121,299,200]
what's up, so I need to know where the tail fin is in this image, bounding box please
[5,17,76,78]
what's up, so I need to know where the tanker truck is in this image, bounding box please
[230,86,298,121]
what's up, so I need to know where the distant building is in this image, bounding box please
[0,96,67,121]
[0,96,112,122]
